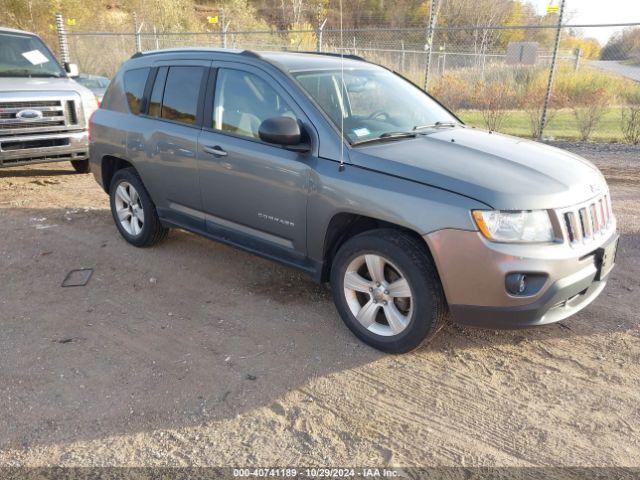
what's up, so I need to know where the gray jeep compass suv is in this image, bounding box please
[89,49,618,353]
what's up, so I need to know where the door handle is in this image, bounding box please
[202,145,228,157]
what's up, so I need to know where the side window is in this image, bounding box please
[148,67,168,118]
[296,73,343,126]
[161,66,204,126]
[123,68,150,115]
[213,68,296,140]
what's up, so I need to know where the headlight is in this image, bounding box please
[472,210,555,243]
[79,91,98,124]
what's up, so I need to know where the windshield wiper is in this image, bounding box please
[413,121,459,131]
[0,69,62,78]
[352,131,417,146]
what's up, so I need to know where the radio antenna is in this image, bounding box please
[338,0,345,172]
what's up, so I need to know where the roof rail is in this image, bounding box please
[128,47,243,60]
[240,50,262,59]
[241,49,367,62]
[128,48,368,63]
[294,51,367,62]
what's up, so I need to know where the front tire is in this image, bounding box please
[330,229,448,353]
[109,167,168,247]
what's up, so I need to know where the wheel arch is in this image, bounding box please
[319,212,435,283]
[101,155,134,193]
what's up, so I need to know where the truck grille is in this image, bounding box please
[0,100,76,132]
[562,193,613,244]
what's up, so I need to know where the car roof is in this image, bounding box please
[128,48,377,73]
[258,51,376,72]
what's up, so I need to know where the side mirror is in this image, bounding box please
[259,117,308,150]
[64,62,79,77]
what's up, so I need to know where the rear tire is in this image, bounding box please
[330,229,448,353]
[109,167,168,247]
[70,159,90,173]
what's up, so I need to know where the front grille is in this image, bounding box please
[0,99,75,131]
[1,137,69,151]
[65,100,78,124]
[0,100,60,108]
[562,193,613,243]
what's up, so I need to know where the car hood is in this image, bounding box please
[349,127,607,210]
[0,76,93,96]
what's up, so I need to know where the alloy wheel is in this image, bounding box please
[114,181,145,236]
[343,254,413,336]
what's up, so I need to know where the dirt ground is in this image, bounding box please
[0,143,638,468]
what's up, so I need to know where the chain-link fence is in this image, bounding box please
[57,14,640,143]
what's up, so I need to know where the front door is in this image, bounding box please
[197,63,314,263]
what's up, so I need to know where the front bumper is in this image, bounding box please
[0,130,88,168]
[424,226,618,329]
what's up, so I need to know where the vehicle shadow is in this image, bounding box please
[0,166,78,179]
[0,205,637,452]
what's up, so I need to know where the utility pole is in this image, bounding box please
[538,0,566,140]
[423,0,441,90]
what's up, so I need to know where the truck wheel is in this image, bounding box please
[330,229,448,353]
[109,167,168,247]
[70,159,90,173]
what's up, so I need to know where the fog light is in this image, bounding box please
[506,273,527,295]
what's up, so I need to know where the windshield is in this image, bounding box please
[0,32,65,77]
[293,67,458,144]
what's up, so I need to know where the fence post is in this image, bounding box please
[441,43,447,75]
[539,0,566,140]
[222,22,230,49]
[574,47,582,71]
[423,0,441,90]
[133,12,142,52]
[221,9,228,48]
[481,51,487,79]
[55,13,70,66]
[316,18,327,52]
[401,40,406,72]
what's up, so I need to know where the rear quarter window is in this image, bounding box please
[123,68,150,115]
[100,78,116,110]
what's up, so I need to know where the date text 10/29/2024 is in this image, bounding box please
[233,468,400,478]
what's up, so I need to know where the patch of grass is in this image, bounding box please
[459,108,625,142]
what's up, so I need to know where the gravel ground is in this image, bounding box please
[0,142,638,468]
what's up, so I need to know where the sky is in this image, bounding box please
[531,0,640,44]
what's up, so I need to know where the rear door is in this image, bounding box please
[136,60,209,230]
[196,63,315,261]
